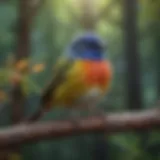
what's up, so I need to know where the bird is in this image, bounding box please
[24,32,112,123]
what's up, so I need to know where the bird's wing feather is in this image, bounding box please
[41,58,73,109]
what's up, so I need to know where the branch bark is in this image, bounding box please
[0,108,159,150]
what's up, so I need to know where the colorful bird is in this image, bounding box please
[26,32,112,122]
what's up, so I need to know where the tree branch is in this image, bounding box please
[0,108,159,150]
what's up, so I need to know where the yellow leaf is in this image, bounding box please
[15,59,29,73]
[32,63,45,73]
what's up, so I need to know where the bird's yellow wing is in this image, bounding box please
[41,58,74,108]
[52,60,89,106]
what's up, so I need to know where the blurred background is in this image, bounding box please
[0,0,159,160]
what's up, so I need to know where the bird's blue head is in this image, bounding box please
[67,33,106,61]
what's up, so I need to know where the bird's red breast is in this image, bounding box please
[82,60,112,89]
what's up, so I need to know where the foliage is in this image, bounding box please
[0,0,159,160]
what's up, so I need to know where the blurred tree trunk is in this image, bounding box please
[156,38,160,97]
[123,0,150,152]
[9,0,32,160]
[11,0,31,131]
[0,1,31,160]
[154,25,160,98]
[123,0,143,110]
